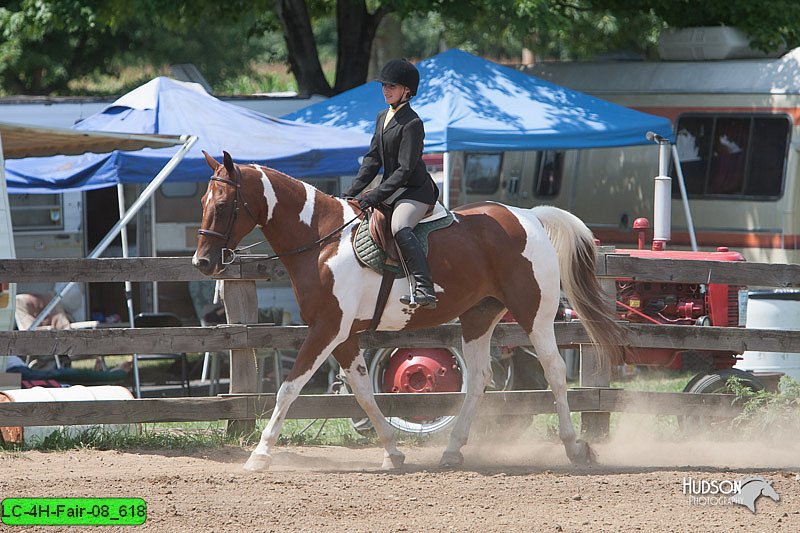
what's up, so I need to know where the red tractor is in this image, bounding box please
[608,220,763,396]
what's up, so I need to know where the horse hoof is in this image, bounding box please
[243,452,272,472]
[567,439,597,465]
[439,451,464,468]
[382,452,406,470]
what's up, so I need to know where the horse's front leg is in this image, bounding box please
[333,336,404,470]
[243,326,343,472]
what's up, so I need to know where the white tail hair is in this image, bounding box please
[531,205,626,363]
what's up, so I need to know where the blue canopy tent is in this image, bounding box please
[285,48,673,153]
[5,77,370,193]
[286,48,679,223]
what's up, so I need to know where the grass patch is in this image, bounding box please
[730,375,800,437]
[276,418,375,447]
[0,422,232,452]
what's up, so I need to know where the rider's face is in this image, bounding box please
[382,83,407,105]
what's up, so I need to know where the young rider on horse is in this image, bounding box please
[342,59,439,309]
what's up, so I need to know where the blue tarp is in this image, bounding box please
[5,77,371,193]
[285,49,673,152]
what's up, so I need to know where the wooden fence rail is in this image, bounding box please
[3,254,800,286]
[0,389,740,427]
[0,254,798,431]
[2,322,800,358]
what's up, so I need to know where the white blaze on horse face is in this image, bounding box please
[299,181,316,227]
[252,165,278,224]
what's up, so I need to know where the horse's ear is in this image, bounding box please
[203,150,220,171]
[222,151,236,178]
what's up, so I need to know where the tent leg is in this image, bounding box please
[117,184,142,398]
[672,144,698,252]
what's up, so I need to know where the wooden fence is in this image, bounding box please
[1,254,799,432]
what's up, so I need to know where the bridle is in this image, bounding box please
[197,164,361,266]
[197,165,259,259]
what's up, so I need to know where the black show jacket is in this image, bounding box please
[345,104,438,205]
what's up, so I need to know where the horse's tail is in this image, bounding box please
[531,205,626,364]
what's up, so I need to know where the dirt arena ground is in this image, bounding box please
[2,429,799,533]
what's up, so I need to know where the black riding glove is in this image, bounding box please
[358,190,380,211]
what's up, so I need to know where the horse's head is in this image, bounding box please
[193,151,263,276]
[760,480,780,502]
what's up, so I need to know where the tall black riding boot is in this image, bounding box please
[394,227,438,309]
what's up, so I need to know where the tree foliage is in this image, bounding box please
[593,0,800,52]
[0,0,797,96]
[0,0,282,95]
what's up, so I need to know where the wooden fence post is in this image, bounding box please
[579,250,615,439]
[221,280,259,435]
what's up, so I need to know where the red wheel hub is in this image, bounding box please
[381,348,462,393]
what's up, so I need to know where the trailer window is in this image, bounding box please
[534,150,564,198]
[9,193,64,231]
[464,153,502,194]
[673,114,789,199]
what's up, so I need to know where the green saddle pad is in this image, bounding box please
[354,210,455,275]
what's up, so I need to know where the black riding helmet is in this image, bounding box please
[376,59,420,96]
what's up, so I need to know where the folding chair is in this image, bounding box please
[132,312,190,398]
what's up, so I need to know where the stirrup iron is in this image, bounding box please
[396,242,419,308]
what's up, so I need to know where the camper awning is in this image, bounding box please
[0,122,185,159]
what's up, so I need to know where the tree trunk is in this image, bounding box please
[272,0,333,96]
[370,13,403,80]
[334,0,389,93]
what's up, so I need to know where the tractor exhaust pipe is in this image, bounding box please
[647,132,671,251]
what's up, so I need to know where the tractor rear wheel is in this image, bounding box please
[348,346,516,437]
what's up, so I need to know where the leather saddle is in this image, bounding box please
[352,202,454,275]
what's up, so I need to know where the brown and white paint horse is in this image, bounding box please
[193,151,625,471]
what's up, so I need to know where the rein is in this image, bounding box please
[221,213,361,265]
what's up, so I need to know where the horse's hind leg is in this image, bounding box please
[333,336,404,470]
[243,327,342,472]
[440,299,506,467]
[528,319,594,465]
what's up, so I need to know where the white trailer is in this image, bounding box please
[518,44,800,263]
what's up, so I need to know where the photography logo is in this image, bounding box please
[682,476,780,513]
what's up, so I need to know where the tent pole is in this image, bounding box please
[671,144,698,252]
[117,184,142,397]
[151,193,159,313]
[442,152,450,209]
[27,135,198,330]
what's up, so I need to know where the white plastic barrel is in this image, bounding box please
[0,385,139,444]
[735,290,800,382]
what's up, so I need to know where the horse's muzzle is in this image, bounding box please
[192,255,216,276]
